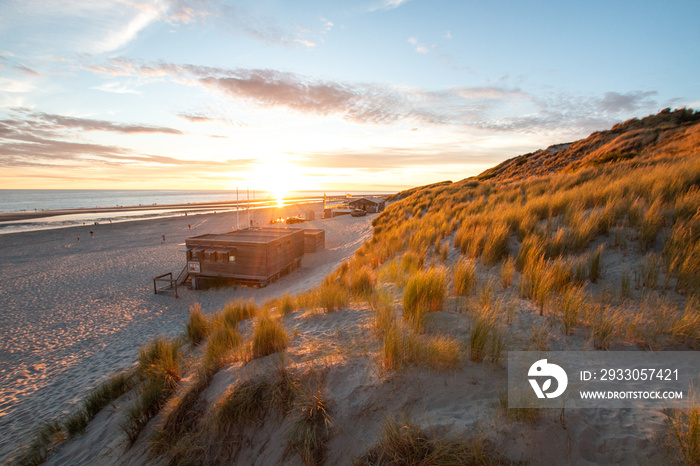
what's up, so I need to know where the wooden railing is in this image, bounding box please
[153,272,178,298]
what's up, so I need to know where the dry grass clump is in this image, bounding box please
[203,323,241,370]
[469,306,506,364]
[453,259,477,297]
[665,397,700,466]
[222,299,256,327]
[186,303,208,346]
[627,295,700,349]
[383,323,461,371]
[14,420,65,466]
[640,199,666,249]
[665,213,700,296]
[122,336,182,444]
[372,291,396,336]
[252,310,289,359]
[500,256,516,289]
[356,416,503,465]
[287,388,334,466]
[455,220,510,264]
[558,286,587,336]
[278,292,297,315]
[482,221,511,264]
[151,369,212,455]
[214,379,271,432]
[350,266,376,300]
[317,278,350,312]
[403,268,447,333]
[585,304,621,350]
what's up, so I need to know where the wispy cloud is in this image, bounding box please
[369,0,410,12]
[0,109,257,175]
[85,58,663,137]
[407,37,430,54]
[90,81,143,94]
[12,64,42,77]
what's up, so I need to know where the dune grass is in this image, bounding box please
[287,388,334,466]
[356,416,502,465]
[121,336,182,445]
[185,302,208,346]
[403,268,447,333]
[14,420,64,466]
[252,310,289,359]
[350,266,376,301]
[317,278,350,312]
[151,369,212,455]
[453,259,477,297]
[214,379,271,432]
[665,397,700,466]
[383,323,461,371]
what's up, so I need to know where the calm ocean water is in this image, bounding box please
[0,190,394,234]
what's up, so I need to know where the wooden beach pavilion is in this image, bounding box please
[183,227,323,288]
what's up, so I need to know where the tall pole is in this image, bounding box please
[247,187,250,228]
[236,187,239,230]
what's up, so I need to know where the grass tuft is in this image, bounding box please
[214,379,270,432]
[252,310,290,359]
[403,268,447,333]
[665,397,700,466]
[186,302,208,346]
[453,259,477,297]
[287,388,334,466]
[356,416,501,465]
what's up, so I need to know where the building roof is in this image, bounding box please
[348,196,385,205]
[186,227,300,245]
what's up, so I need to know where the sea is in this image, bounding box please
[0,189,395,234]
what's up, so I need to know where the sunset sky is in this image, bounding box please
[1,0,699,192]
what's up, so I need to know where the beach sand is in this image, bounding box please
[0,202,373,460]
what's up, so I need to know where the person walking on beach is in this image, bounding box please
[162,233,166,243]
[77,236,80,242]
[90,230,94,238]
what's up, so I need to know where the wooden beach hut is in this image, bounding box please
[348,196,386,213]
[303,229,325,253]
[185,227,305,288]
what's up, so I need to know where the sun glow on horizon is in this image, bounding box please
[244,158,311,207]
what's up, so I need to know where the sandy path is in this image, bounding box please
[0,204,373,460]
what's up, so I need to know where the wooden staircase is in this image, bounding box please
[153,264,190,298]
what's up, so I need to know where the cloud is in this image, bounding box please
[84,58,665,137]
[12,65,42,77]
[598,91,658,113]
[369,0,410,11]
[90,81,142,94]
[14,111,183,135]
[0,78,35,93]
[94,1,165,53]
[0,110,255,173]
[0,110,179,168]
[408,37,431,54]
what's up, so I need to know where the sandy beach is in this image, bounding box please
[0,202,374,461]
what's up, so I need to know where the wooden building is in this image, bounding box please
[185,228,306,288]
[348,196,386,213]
[304,229,325,253]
